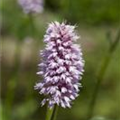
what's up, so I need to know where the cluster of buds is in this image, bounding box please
[18,0,44,14]
[35,21,84,108]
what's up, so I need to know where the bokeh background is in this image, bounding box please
[1,0,120,120]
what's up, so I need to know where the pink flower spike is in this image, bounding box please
[34,21,85,108]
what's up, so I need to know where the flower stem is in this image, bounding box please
[50,105,58,120]
[87,29,120,120]
[87,53,111,120]
[45,105,58,120]
[28,13,36,38]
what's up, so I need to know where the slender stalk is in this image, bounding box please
[28,13,36,38]
[45,105,58,120]
[87,29,120,120]
[87,53,111,120]
[50,105,58,120]
[24,14,36,101]
[46,107,54,120]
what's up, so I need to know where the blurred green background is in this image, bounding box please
[1,0,120,120]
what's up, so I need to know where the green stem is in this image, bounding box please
[28,13,36,38]
[87,54,111,120]
[50,105,58,120]
[86,29,120,120]
[46,107,54,120]
[46,105,58,120]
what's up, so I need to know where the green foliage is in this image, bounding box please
[0,103,2,120]
[90,116,111,120]
[12,100,37,120]
[45,0,120,25]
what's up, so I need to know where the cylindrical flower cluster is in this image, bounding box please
[18,0,44,14]
[35,21,84,108]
